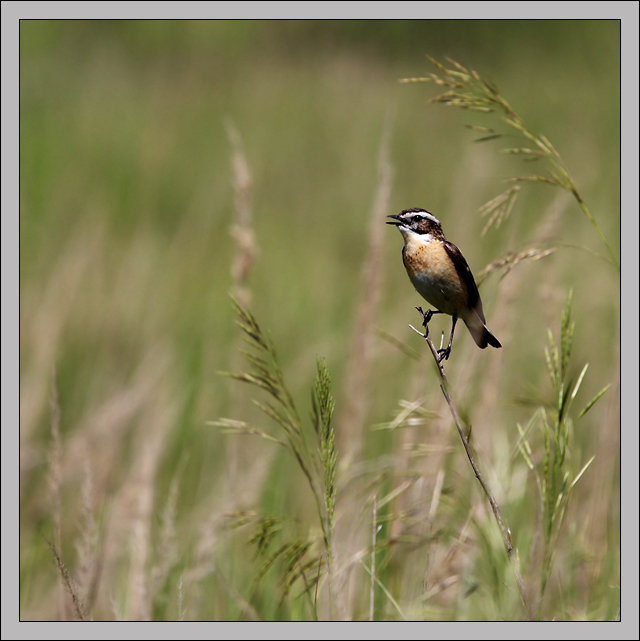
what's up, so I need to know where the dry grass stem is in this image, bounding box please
[336,114,394,457]
[75,458,100,614]
[45,538,89,621]
[178,574,186,621]
[412,316,532,618]
[369,493,378,621]
[331,116,393,618]
[47,367,65,619]
[403,56,619,272]
[225,119,257,309]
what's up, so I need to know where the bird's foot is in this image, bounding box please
[416,306,436,329]
[436,346,452,363]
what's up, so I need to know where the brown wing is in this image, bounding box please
[442,240,485,322]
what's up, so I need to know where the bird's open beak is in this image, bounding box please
[386,214,402,226]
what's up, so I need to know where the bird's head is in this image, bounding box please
[386,208,443,239]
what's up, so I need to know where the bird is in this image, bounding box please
[387,207,501,363]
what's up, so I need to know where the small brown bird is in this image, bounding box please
[387,207,501,362]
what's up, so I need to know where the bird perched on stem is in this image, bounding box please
[387,207,501,362]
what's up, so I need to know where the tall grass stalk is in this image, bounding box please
[369,493,378,621]
[516,292,604,619]
[225,119,257,310]
[75,459,99,614]
[224,120,259,508]
[47,367,65,619]
[401,56,619,272]
[336,115,394,458]
[409,313,531,618]
[45,537,89,621]
[213,300,338,617]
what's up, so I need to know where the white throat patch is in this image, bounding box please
[399,226,433,243]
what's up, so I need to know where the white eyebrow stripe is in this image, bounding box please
[404,209,441,225]
[421,212,441,225]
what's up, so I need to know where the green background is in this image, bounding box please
[20,20,620,621]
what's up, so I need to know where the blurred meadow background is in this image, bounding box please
[19,20,620,621]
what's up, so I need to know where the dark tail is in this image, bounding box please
[462,308,502,349]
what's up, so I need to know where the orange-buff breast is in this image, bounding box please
[402,240,468,316]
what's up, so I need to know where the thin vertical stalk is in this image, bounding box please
[414,319,532,619]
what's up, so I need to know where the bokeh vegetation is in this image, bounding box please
[19,20,620,621]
